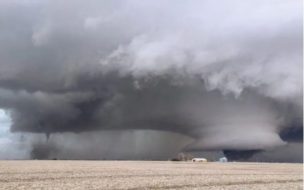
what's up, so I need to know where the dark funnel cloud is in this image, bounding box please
[0,0,302,161]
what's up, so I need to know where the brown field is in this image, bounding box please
[0,161,302,190]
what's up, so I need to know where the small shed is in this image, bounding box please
[219,157,228,162]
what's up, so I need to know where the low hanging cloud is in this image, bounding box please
[0,0,302,161]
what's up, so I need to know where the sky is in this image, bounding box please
[0,0,302,161]
[0,110,10,141]
[0,109,29,159]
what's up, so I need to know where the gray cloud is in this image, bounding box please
[0,0,302,161]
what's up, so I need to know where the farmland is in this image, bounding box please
[0,161,302,190]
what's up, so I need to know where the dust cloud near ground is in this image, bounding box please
[0,161,302,190]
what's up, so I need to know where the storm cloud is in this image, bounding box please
[0,0,302,161]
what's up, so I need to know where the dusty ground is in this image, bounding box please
[0,161,302,190]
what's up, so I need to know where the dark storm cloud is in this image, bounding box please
[0,0,302,160]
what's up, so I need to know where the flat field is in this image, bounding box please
[0,161,302,190]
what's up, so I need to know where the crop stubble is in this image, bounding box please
[0,161,302,190]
